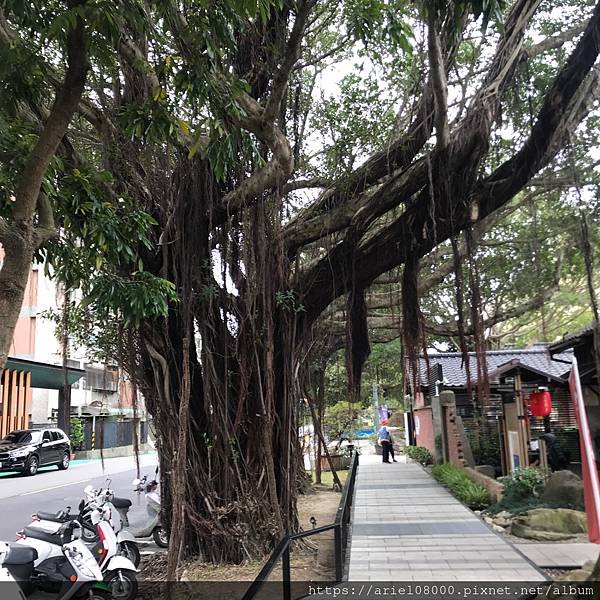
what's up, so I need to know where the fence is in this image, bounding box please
[242,450,359,600]
[81,418,149,450]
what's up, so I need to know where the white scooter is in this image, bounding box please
[17,511,137,600]
[87,507,138,600]
[12,521,111,600]
[0,542,28,600]
[30,489,140,567]
[130,473,168,548]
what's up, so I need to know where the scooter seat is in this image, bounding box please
[4,545,38,565]
[22,525,77,546]
[112,497,132,509]
[36,510,70,523]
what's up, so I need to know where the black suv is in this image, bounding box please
[0,428,71,476]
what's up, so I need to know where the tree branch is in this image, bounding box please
[215,93,294,217]
[34,193,57,245]
[284,177,332,193]
[12,1,88,227]
[117,33,161,97]
[523,22,587,58]
[428,12,449,149]
[297,1,600,326]
[264,0,316,122]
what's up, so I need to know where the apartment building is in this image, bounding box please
[4,259,145,429]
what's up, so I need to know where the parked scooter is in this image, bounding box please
[12,521,111,600]
[86,506,138,600]
[130,472,168,548]
[0,542,28,600]
[17,512,137,600]
[30,488,140,567]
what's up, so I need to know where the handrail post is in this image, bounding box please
[282,544,291,600]
[334,522,343,581]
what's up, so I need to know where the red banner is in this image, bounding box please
[568,357,600,543]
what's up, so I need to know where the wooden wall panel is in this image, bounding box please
[0,371,7,438]
[8,370,17,433]
[0,369,33,435]
[17,371,25,431]
[23,372,32,430]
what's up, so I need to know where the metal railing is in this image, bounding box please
[242,450,359,600]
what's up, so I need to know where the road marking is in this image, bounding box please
[20,478,92,496]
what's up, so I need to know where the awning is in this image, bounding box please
[5,357,85,389]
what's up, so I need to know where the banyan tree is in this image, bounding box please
[1,0,600,569]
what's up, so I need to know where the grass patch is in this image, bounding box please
[432,463,491,510]
[311,470,348,486]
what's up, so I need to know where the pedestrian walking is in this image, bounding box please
[378,420,397,463]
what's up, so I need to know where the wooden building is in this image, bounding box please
[0,357,84,436]
[409,346,579,474]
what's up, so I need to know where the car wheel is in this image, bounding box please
[153,526,169,548]
[119,540,141,568]
[23,455,39,476]
[57,451,70,470]
[103,569,138,600]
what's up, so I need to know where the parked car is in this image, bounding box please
[0,428,71,476]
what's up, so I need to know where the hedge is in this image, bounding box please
[432,463,491,510]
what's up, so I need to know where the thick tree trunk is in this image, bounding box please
[0,231,34,370]
[133,156,303,564]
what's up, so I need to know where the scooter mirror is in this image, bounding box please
[78,499,85,512]
[132,478,141,486]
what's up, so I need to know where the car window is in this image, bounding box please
[2,431,41,444]
[42,431,51,442]
[51,431,61,441]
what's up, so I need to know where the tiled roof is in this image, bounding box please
[415,347,573,389]
[549,321,597,354]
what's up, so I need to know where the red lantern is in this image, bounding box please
[529,389,552,418]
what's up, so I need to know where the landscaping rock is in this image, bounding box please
[475,465,496,479]
[510,507,587,540]
[510,525,575,541]
[492,515,511,528]
[542,470,584,510]
[555,560,596,582]
[496,510,511,519]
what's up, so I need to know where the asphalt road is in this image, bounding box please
[0,453,163,555]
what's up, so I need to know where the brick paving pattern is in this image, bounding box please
[347,455,547,581]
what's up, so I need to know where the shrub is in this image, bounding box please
[402,445,433,465]
[467,422,502,468]
[432,463,491,510]
[490,467,546,513]
[69,417,85,450]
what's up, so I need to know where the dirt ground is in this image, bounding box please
[140,483,342,587]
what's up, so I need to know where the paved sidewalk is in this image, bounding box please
[348,455,547,581]
[516,543,600,568]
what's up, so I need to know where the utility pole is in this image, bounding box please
[372,382,379,431]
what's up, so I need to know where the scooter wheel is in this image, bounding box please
[153,526,169,548]
[81,523,98,543]
[103,569,138,600]
[89,590,112,600]
[120,540,141,568]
